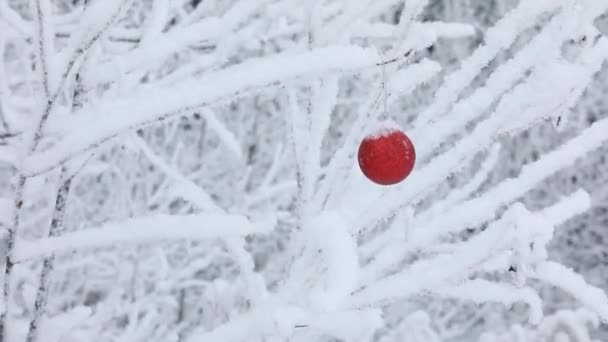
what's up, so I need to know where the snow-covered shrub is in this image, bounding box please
[479,308,601,342]
[1,0,608,341]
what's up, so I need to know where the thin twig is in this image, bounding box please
[0,102,10,134]
[374,50,412,67]
[2,2,129,339]
[0,175,25,340]
[0,0,54,337]
[25,171,72,342]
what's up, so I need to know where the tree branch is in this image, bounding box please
[24,45,383,176]
[26,170,72,342]
[13,213,274,263]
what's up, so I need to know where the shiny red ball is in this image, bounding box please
[357,128,416,185]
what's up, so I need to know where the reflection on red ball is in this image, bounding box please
[357,127,416,185]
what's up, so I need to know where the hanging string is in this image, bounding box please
[380,50,389,121]
[375,49,412,122]
[383,56,388,119]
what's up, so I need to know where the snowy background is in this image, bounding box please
[1,0,608,341]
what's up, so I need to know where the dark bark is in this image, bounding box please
[25,174,72,342]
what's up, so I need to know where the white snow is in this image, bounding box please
[412,0,562,128]
[411,115,608,247]
[3,0,608,341]
[533,262,608,322]
[0,198,10,227]
[346,205,521,308]
[540,189,592,227]
[304,211,359,311]
[302,76,339,208]
[12,213,275,263]
[362,119,403,140]
[201,110,244,161]
[0,145,18,167]
[25,45,381,176]
[131,136,222,212]
[139,0,170,45]
[432,279,543,324]
[87,17,224,84]
[387,59,442,95]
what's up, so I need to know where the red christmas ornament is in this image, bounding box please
[357,124,416,185]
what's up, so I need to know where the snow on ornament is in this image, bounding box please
[357,121,416,185]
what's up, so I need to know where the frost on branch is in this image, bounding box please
[478,308,601,342]
[377,308,603,342]
[1,0,608,341]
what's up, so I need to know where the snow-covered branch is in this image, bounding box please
[24,45,382,176]
[13,213,274,263]
[3,0,608,341]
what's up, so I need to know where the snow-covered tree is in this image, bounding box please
[478,308,601,342]
[1,0,608,341]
